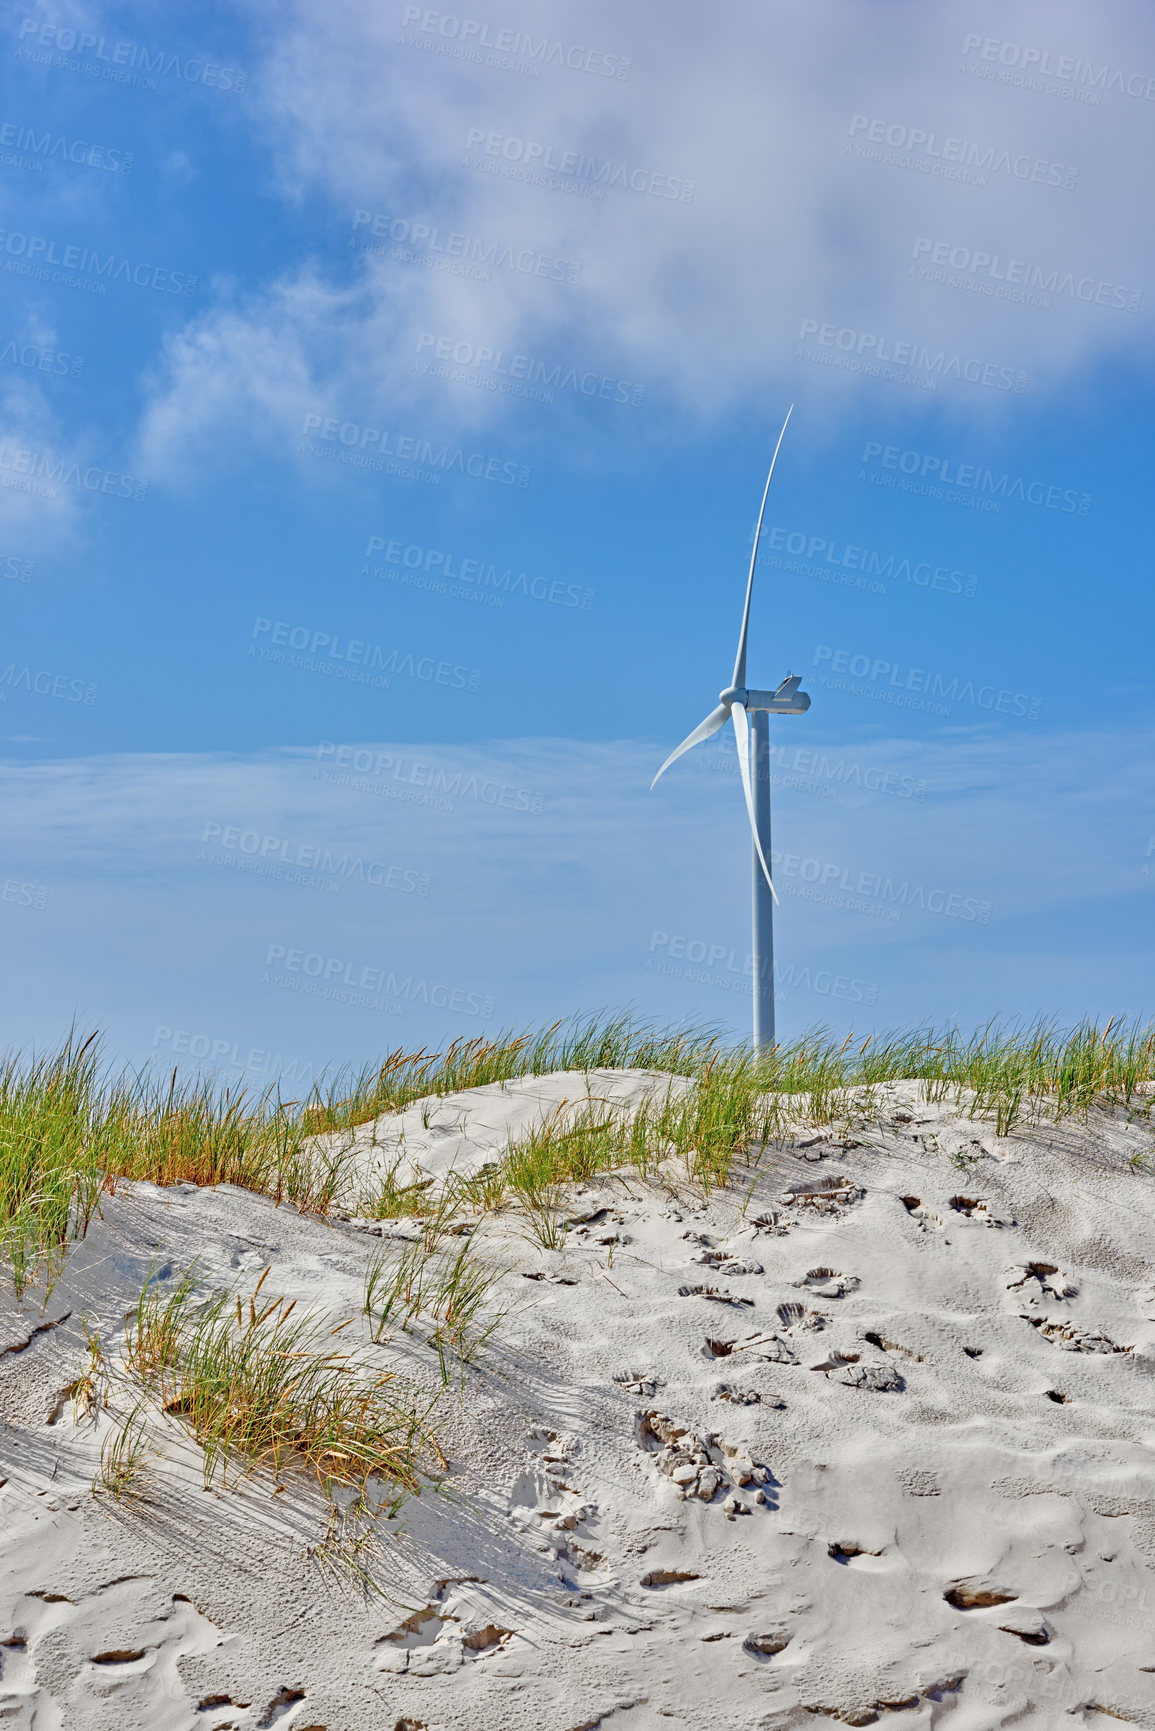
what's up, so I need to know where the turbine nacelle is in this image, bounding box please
[719,676,811,715]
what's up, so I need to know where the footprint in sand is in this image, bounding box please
[1022,1316,1130,1354]
[677,1285,754,1307]
[374,1575,526,1678]
[1006,1261,1078,1302]
[749,1212,791,1238]
[775,1301,830,1335]
[712,1382,784,1408]
[705,1330,796,1364]
[613,1371,664,1397]
[792,1268,859,1299]
[375,1601,516,1677]
[900,1196,943,1231]
[780,1180,864,1217]
[809,1352,905,1391]
[947,1194,1010,1227]
[688,1248,765,1276]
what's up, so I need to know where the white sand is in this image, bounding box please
[2,1075,1155,1729]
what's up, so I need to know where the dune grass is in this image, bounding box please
[122,1266,438,1511]
[374,1016,1155,1235]
[300,1013,721,1136]
[0,1031,109,1297]
[96,1402,156,1504]
[0,1033,357,1296]
[301,1012,1155,1164]
[362,1235,509,1380]
[0,1016,1151,1294]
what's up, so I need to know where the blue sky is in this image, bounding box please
[2,0,1152,1085]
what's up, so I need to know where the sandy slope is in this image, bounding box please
[2,1077,1155,1730]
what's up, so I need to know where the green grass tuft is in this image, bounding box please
[123,1265,438,1507]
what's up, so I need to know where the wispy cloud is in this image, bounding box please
[1,725,1149,1071]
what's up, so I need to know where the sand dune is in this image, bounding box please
[313,1066,696,1196]
[2,1077,1154,1729]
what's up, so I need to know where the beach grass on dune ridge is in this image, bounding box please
[299,1011,721,1135]
[0,1031,356,1296]
[369,1015,1155,1229]
[0,1015,1152,1294]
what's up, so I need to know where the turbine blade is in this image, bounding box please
[650,703,729,789]
[732,404,794,689]
[731,704,779,904]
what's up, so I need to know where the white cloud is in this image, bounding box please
[137,0,1155,476]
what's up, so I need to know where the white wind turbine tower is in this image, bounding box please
[651,407,810,1050]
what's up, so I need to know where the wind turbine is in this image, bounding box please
[651,406,810,1050]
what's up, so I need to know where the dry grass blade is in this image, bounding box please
[96,1402,156,1503]
[71,1317,105,1423]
